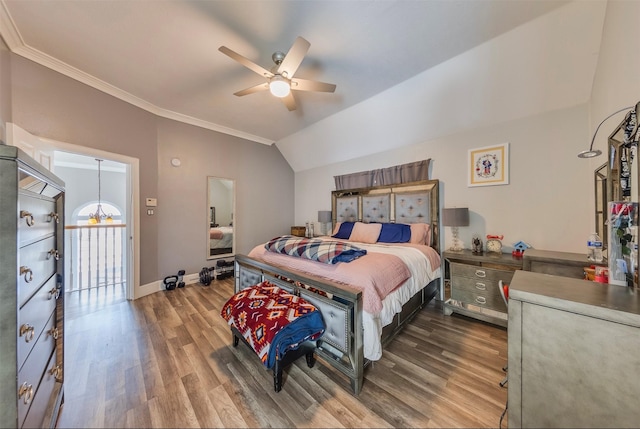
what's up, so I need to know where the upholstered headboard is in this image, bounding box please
[331,179,440,252]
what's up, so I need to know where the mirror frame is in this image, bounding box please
[206,176,235,260]
[606,120,638,288]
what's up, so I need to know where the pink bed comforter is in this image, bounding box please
[248,243,411,314]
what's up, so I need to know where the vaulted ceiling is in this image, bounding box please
[0,0,604,171]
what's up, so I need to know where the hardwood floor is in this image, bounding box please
[58,278,508,428]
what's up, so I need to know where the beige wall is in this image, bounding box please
[9,54,294,286]
[295,1,639,256]
[0,36,11,142]
[589,0,640,148]
[296,105,591,254]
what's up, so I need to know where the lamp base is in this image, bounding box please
[449,227,464,252]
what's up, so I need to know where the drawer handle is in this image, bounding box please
[47,212,60,223]
[49,363,63,381]
[47,327,59,340]
[18,382,33,404]
[19,324,35,342]
[20,266,33,283]
[47,249,60,261]
[475,269,486,278]
[475,296,487,305]
[48,287,61,300]
[20,210,35,227]
[475,282,487,290]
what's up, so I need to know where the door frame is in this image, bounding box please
[7,123,140,300]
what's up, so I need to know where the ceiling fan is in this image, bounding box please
[219,36,336,111]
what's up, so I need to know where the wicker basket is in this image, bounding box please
[291,226,306,237]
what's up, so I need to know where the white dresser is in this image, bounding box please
[0,145,65,428]
[508,270,640,428]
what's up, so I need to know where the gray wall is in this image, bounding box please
[9,54,294,285]
[156,118,293,277]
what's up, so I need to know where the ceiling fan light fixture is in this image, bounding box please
[269,75,290,98]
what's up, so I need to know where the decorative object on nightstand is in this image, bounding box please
[512,240,531,258]
[472,235,483,254]
[442,207,469,252]
[486,234,504,253]
[291,226,306,237]
[317,210,332,236]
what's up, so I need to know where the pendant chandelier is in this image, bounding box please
[88,158,113,224]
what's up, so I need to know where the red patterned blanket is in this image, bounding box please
[220,281,325,369]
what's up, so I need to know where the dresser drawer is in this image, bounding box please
[451,287,508,312]
[21,351,59,429]
[18,192,58,247]
[17,315,56,427]
[450,262,516,283]
[18,236,58,307]
[18,275,57,370]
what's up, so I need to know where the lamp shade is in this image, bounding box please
[318,210,332,223]
[442,207,469,227]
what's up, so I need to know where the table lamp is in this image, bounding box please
[317,210,332,236]
[443,207,469,251]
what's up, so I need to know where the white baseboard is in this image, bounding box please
[133,271,203,299]
[135,280,161,299]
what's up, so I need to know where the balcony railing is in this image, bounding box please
[64,224,127,293]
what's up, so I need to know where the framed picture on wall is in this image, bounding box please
[468,143,510,187]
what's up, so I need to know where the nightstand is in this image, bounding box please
[443,250,523,327]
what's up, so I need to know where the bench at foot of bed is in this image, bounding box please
[231,327,317,392]
[220,281,326,392]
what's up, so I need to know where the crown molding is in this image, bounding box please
[0,1,274,146]
[0,1,23,50]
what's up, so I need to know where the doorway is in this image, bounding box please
[7,123,139,304]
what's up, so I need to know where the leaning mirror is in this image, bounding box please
[207,177,235,259]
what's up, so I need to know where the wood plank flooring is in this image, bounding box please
[58,278,508,428]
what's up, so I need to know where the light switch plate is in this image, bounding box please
[146,198,157,207]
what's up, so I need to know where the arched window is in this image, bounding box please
[75,202,123,225]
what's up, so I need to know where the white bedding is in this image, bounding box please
[210,226,233,249]
[351,242,441,360]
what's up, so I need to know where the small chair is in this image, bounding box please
[498,280,508,387]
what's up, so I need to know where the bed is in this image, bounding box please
[234,179,441,395]
[210,226,233,255]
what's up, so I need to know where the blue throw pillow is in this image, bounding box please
[378,223,411,243]
[332,221,355,239]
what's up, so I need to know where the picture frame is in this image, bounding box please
[468,143,510,187]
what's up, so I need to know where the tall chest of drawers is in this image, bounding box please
[443,250,522,327]
[0,146,65,428]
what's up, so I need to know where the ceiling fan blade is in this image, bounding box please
[291,78,336,93]
[233,83,269,97]
[277,36,310,78]
[281,92,297,111]
[219,46,273,78]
